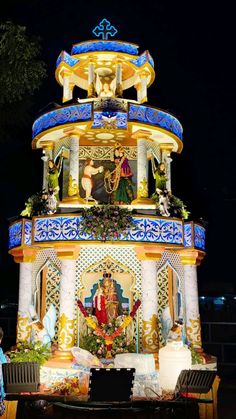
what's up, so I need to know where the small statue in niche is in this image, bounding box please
[28,304,57,347]
[81,158,103,203]
[46,188,58,214]
[104,143,134,204]
[167,320,183,343]
[47,152,64,201]
[93,284,107,325]
[95,74,116,97]
[102,272,119,324]
[158,189,170,217]
[151,153,168,190]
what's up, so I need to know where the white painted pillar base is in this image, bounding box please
[141,260,158,352]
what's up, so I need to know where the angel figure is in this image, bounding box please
[47,152,64,201]
[29,304,57,347]
[151,154,167,192]
[95,74,116,97]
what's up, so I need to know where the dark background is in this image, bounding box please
[0,0,235,301]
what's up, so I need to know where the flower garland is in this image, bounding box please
[80,205,135,242]
[77,299,141,357]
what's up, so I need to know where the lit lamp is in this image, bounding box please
[159,341,192,392]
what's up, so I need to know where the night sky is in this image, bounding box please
[0,0,235,300]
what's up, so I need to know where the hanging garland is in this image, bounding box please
[80,205,135,242]
[77,299,141,358]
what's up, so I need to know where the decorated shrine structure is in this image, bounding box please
[8,20,206,360]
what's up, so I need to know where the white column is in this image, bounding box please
[115,62,123,97]
[141,260,158,352]
[68,134,79,197]
[88,62,95,97]
[17,262,33,343]
[58,259,76,352]
[183,264,202,349]
[136,138,148,199]
[63,70,73,102]
[139,72,148,103]
[41,148,53,191]
[161,148,173,192]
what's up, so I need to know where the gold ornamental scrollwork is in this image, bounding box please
[17,314,31,343]
[186,316,202,348]
[142,314,158,352]
[68,175,79,196]
[58,313,75,350]
[137,178,148,198]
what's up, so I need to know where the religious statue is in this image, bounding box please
[100,82,113,97]
[104,143,134,204]
[46,188,58,214]
[158,189,170,217]
[102,272,119,324]
[93,284,107,325]
[151,155,167,192]
[167,320,183,343]
[47,152,64,201]
[95,74,116,97]
[29,304,57,347]
[81,158,103,203]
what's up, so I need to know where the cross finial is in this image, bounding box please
[92,19,118,40]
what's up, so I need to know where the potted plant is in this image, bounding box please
[2,343,50,393]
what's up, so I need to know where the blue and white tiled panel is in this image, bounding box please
[184,222,205,251]
[32,215,184,246]
[8,219,32,249]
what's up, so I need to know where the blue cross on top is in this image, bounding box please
[92,19,118,40]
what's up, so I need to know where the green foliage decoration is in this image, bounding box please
[21,190,48,217]
[152,192,190,219]
[80,205,135,241]
[7,342,51,366]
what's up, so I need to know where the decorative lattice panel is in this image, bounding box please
[156,251,185,347]
[33,249,61,291]
[157,265,169,346]
[45,261,61,340]
[53,139,71,160]
[33,249,61,330]
[147,140,161,162]
[75,246,142,349]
